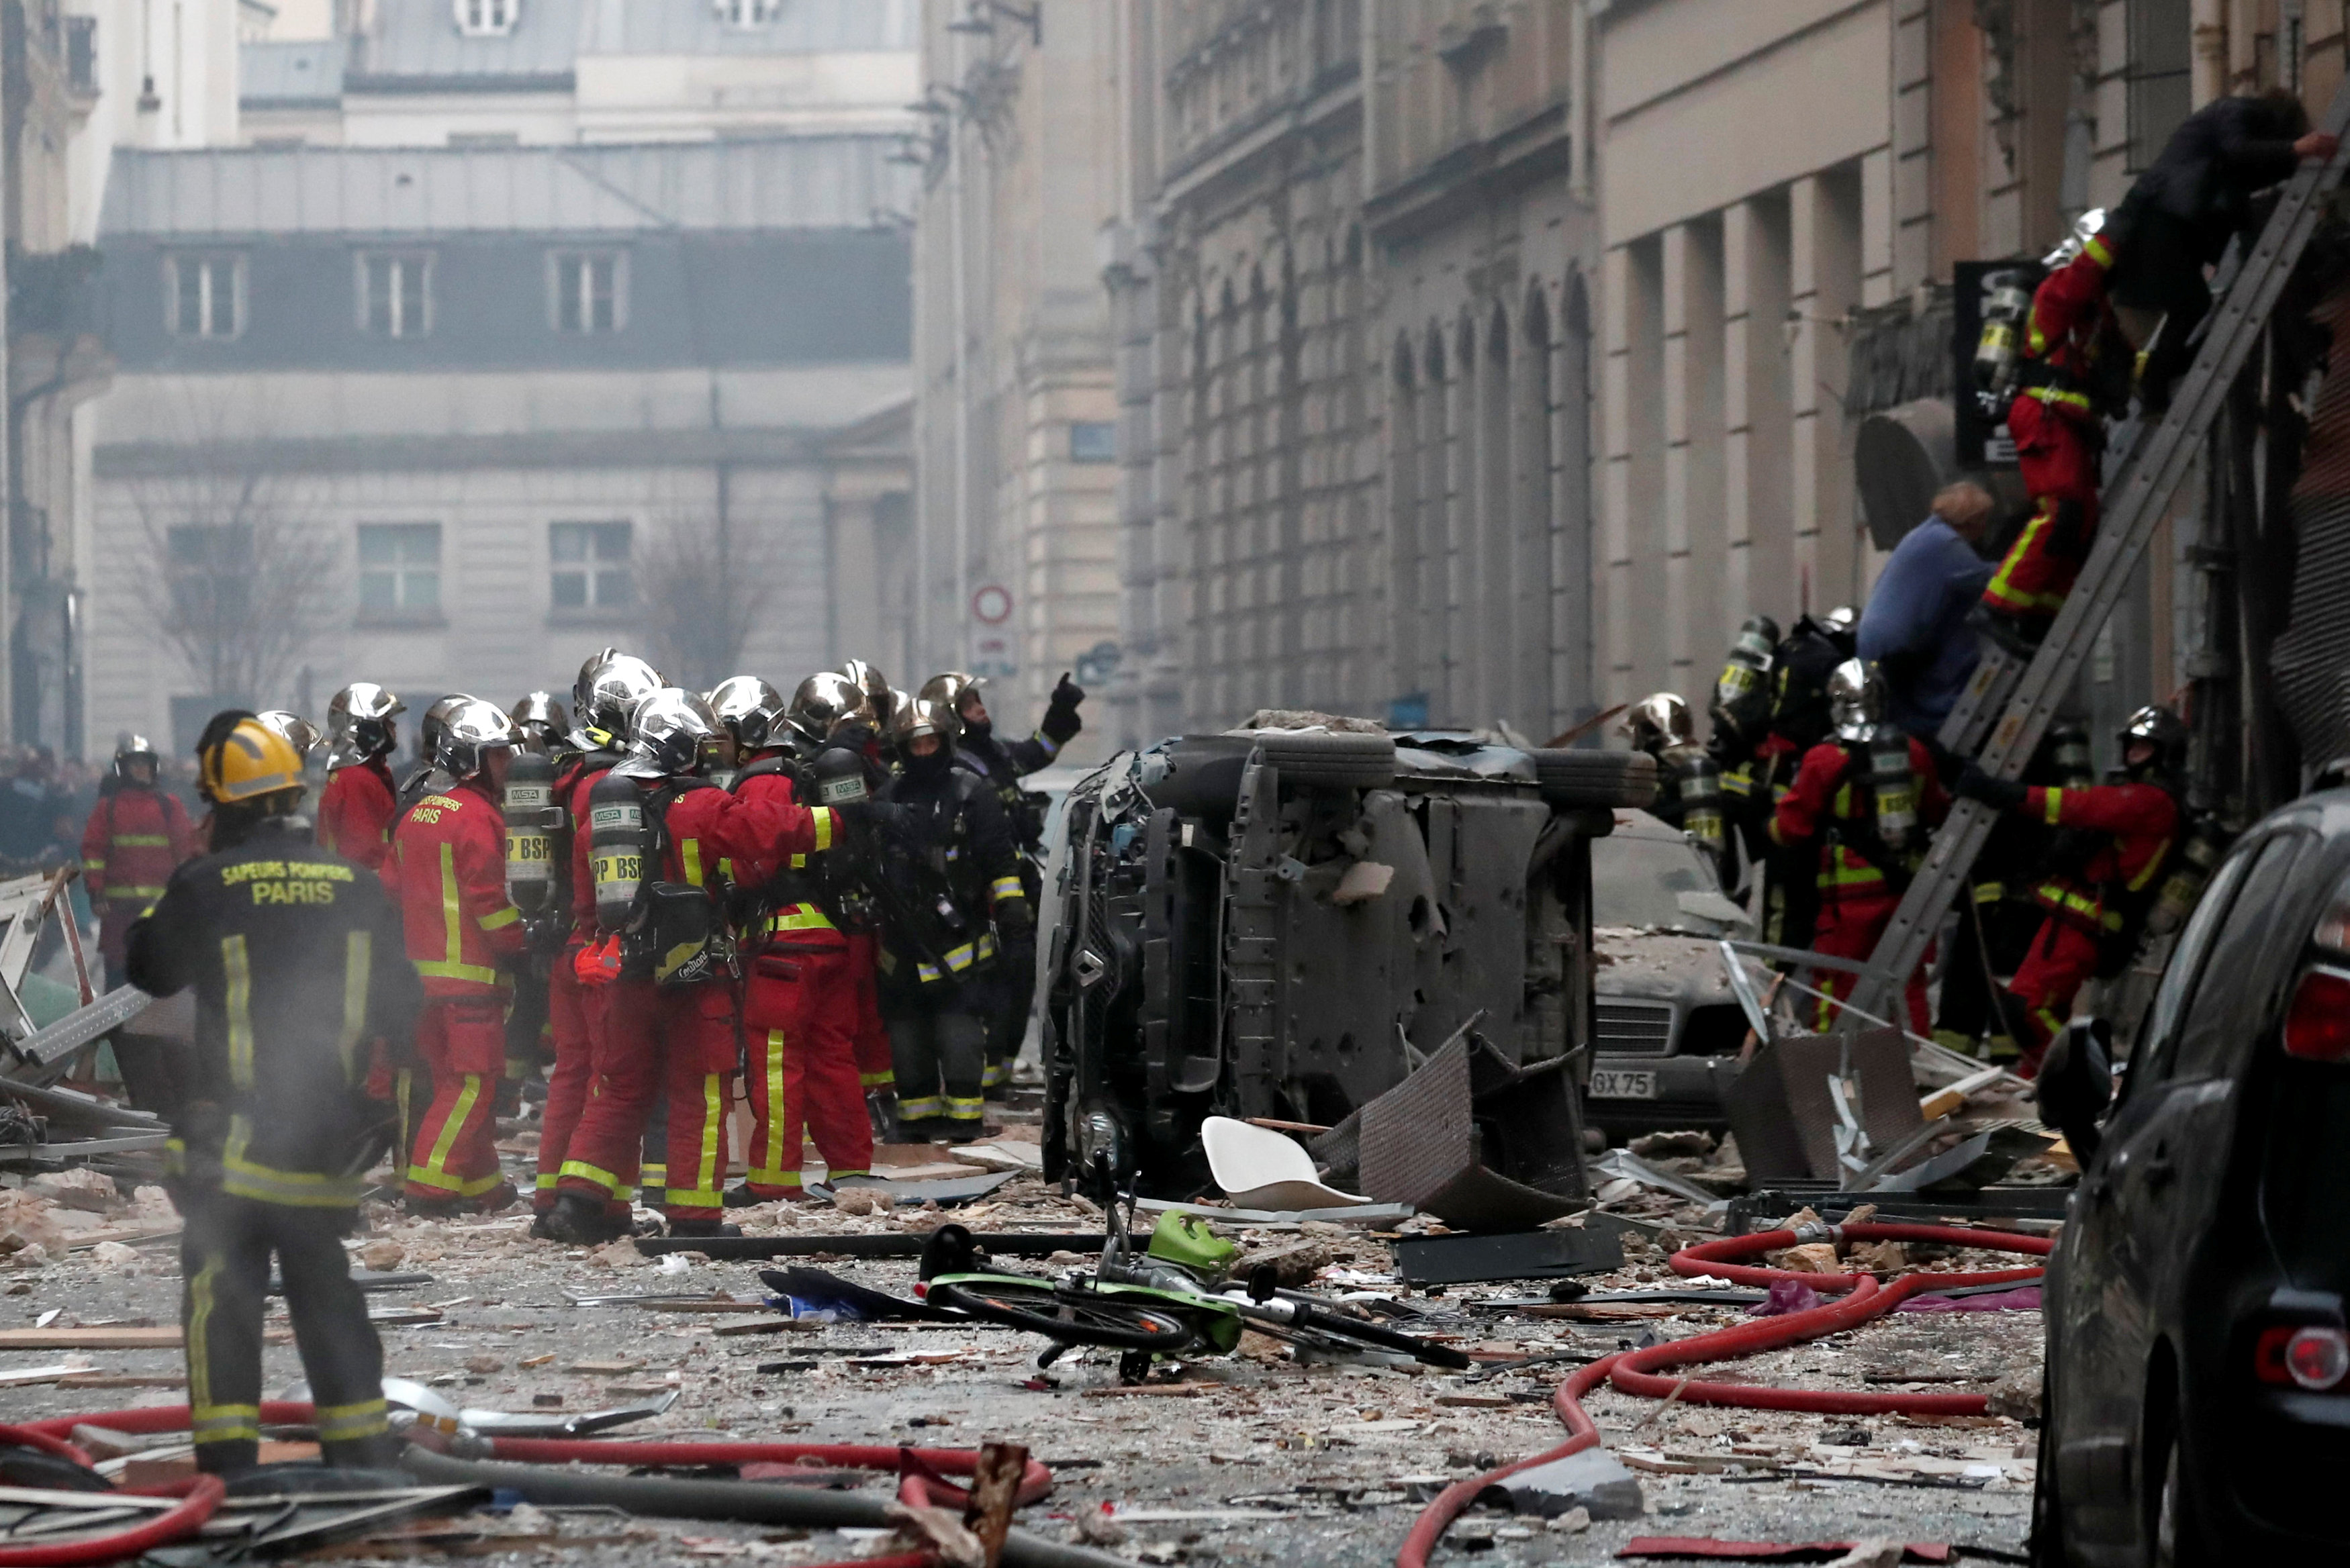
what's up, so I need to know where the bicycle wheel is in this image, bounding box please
[930,1279,1201,1353]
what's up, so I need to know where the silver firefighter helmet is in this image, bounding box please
[510,691,569,750]
[839,659,895,727]
[708,675,789,754]
[569,654,664,752]
[1828,658,1889,743]
[325,683,405,769]
[1619,692,1695,753]
[432,697,522,780]
[253,711,322,761]
[614,688,726,780]
[788,671,872,744]
[918,671,984,713]
[2041,207,2109,273]
[889,695,961,754]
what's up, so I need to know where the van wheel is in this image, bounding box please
[1530,748,1659,810]
[1254,730,1397,790]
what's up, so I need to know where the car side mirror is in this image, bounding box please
[2036,1017,2116,1169]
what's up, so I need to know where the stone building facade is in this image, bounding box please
[86,138,914,752]
[906,0,1122,752]
[1092,0,2347,746]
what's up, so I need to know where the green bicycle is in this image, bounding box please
[919,1160,1470,1381]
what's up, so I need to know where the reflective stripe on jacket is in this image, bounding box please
[392,778,526,998]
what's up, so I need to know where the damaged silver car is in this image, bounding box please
[1585,808,1760,1139]
[1037,725,1656,1193]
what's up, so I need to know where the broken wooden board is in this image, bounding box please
[0,1326,289,1350]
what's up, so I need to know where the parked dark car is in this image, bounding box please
[2033,791,2350,1565]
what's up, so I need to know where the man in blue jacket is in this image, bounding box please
[1857,482,1997,738]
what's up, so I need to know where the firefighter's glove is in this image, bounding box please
[995,896,1034,936]
[1955,763,2028,814]
[573,933,624,987]
[837,799,911,837]
[1041,673,1086,746]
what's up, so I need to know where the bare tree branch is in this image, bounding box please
[127,466,340,708]
[638,509,780,692]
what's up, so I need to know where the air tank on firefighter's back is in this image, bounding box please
[588,771,645,932]
[1868,728,1920,852]
[504,750,557,914]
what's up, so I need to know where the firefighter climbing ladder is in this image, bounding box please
[1839,79,2350,1028]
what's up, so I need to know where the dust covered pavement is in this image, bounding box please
[0,1110,2049,1567]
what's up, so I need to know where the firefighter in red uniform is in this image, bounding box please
[545,688,849,1244]
[529,652,663,1236]
[81,735,198,1110]
[1979,216,2128,645]
[318,684,404,871]
[1956,705,2185,1075]
[391,698,530,1216]
[1769,660,1948,1035]
[710,676,870,1202]
[82,736,196,986]
[788,671,900,1136]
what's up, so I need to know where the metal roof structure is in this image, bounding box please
[575,0,917,57]
[99,136,918,238]
[346,0,586,90]
[268,0,917,99]
[241,40,345,107]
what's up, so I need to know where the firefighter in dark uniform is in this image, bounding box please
[124,714,422,1475]
[1706,615,1779,889]
[1745,610,1857,950]
[919,669,1083,1095]
[1619,693,1728,883]
[871,697,1029,1142]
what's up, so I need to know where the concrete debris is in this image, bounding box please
[1986,1369,2044,1421]
[1478,1445,1646,1519]
[28,1168,117,1211]
[1766,1242,1844,1275]
[0,1057,2057,1563]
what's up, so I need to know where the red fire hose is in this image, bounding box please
[9,1404,1069,1568]
[0,1442,222,1568]
[1397,1222,2054,1567]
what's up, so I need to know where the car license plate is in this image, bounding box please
[1590,1069,1657,1099]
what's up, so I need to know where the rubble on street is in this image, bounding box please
[2,1089,2054,1565]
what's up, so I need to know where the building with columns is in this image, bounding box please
[1587,0,2350,717]
[1090,0,2350,746]
[906,0,1122,755]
